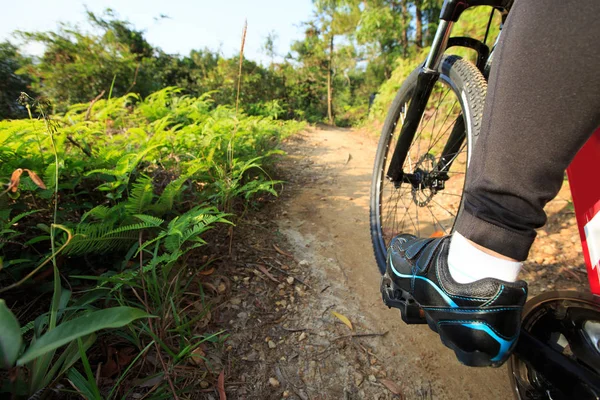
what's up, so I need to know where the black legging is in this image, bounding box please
[454,0,600,261]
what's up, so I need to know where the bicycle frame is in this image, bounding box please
[568,128,600,296]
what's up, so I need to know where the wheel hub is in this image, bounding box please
[408,153,447,207]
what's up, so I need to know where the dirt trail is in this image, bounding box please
[274,126,514,399]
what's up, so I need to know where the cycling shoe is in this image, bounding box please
[381,234,528,367]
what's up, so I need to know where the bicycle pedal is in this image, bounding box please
[381,275,426,324]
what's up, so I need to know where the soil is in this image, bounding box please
[201,126,588,400]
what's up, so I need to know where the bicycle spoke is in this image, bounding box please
[426,205,449,234]
[430,198,457,218]
[427,88,453,152]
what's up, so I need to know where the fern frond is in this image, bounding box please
[153,176,187,215]
[126,177,154,214]
[81,205,112,222]
[65,223,136,256]
[6,210,40,227]
[134,214,164,227]
[105,222,160,236]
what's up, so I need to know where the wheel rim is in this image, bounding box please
[509,292,600,399]
[377,76,470,248]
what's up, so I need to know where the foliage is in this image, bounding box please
[0,88,304,398]
[0,41,35,119]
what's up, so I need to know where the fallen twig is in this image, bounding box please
[280,326,312,333]
[256,259,313,290]
[256,264,279,283]
[273,244,293,258]
[332,331,388,341]
[560,266,583,282]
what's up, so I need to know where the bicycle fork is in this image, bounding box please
[386,19,457,185]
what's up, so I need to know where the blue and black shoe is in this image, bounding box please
[381,234,528,367]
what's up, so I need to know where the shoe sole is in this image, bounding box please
[381,273,501,368]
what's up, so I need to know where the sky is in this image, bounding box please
[0,0,316,64]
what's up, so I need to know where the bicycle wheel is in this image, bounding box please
[370,55,487,273]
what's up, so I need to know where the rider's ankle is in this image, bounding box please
[448,232,522,283]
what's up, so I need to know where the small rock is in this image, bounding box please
[299,332,307,342]
[230,298,241,305]
[200,381,209,389]
[368,374,377,383]
[354,372,364,386]
[282,390,291,398]
[542,245,557,256]
[299,260,309,266]
[308,360,318,379]
[268,340,277,349]
[286,277,295,285]
[269,377,280,387]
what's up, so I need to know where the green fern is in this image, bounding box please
[133,214,165,227]
[126,177,154,214]
[65,215,162,256]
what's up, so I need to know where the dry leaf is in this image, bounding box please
[331,311,353,330]
[198,267,215,276]
[24,169,47,189]
[116,347,136,366]
[100,347,119,378]
[189,347,206,366]
[100,346,137,378]
[8,169,23,192]
[202,282,218,294]
[380,379,403,397]
[256,265,279,283]
[217,370,226,400]
[273,244,293,258]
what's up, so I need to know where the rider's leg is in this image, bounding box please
[386,0,600,367]
[453,0,600,267]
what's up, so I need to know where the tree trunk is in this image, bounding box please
[327,32,334,125]
[401,0,409,56]
[415,0,423,48]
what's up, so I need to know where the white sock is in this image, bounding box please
[447,232,522,283]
